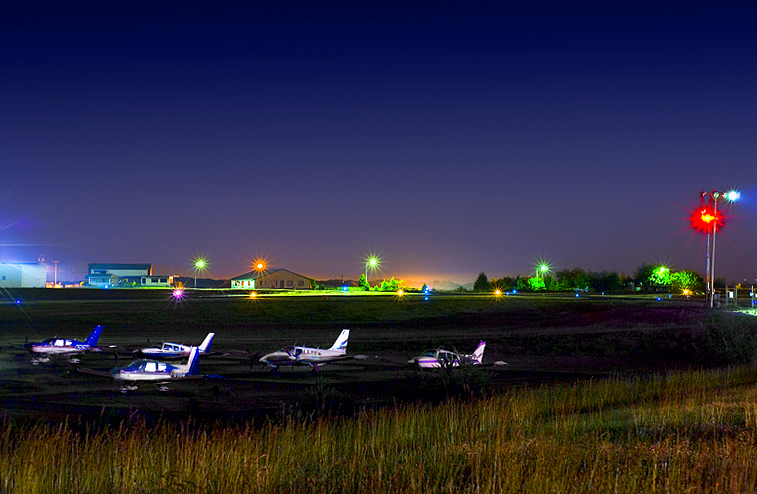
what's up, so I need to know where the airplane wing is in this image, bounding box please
[324,354,369,363]
[77,368,114,378]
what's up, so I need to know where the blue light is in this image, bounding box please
[424,296,429,301]
[656,297,661,301]
[513,289,518,294]
[16,300,21,304]
[342,286,348,291]
[668,294,672,299]
[575,293,580,298]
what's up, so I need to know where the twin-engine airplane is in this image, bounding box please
[24,325,104,355]
[408,341,488,369]
[137,333,214,358]
[259,329,366,372]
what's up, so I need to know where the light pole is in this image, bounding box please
[700,190,739,308]
[365,256,379,286]
[194,258,206,288]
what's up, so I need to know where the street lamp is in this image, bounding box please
[193,258,206,288]
[365,256,379,284]
[537,263,550,279]
[700,190,739,308]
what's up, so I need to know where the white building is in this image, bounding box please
[230,268,312,290]
[0,262,46,288]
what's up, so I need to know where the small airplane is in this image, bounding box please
[77,347,205,392]
[137,332,215,358]
[24,325,104,355]
[259,329,366,372]
[112,346,202,382]
[408,341,487,369]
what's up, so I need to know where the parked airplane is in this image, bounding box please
[112,346,201,382]
[78,347,204,392]
[138,333,214,358]
[408,341,487,369]
[259,329,365,372]
[24,325,104,355]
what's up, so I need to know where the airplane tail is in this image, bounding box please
[329,329,350,353]
[186,347,200,375]
[471,341,486,363]
[84,325,104,347]
[199,333,215,353]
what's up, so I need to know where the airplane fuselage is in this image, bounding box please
[112,359,192,381]
[29,339,97,354]
[260,346,345,368]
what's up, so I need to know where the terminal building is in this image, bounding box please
[86,263,173,288]
[230,268,312,290]
[0,262,46,288]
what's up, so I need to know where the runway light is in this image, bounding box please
[172,289,184,299]
[494,289,502,297]
[657,297,662,301]
[575,293,580,298]
[397,289,404,297]
[249,291,257,298]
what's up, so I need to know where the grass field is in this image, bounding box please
[2,290,757,492]
[3,366,757,492]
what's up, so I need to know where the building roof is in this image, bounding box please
[230,268,310,281]
[88,263,152,271]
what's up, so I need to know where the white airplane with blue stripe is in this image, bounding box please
[259,329,365,372]
[24,325,104,355]
[138,333,214,358]
[112,346,202,382]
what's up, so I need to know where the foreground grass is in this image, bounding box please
[4,366,757,493]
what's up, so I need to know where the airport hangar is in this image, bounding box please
[0,262,47,288]
[230,268,312,290]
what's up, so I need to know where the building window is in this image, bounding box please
[287,280,293,287]
[298,280,304,286]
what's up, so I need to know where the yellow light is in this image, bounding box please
[250,291,257,298]
[253,258,267,271]
[682,289,691,296]
[494,289,502,296]
[397,289,404,296]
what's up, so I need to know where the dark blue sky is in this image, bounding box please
[1,2,755,286]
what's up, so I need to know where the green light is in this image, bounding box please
[195,259,206,269]
[539,264,549,273]
[367,257,379,268]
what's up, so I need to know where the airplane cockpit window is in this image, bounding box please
[421,350,437,357]
[145,362,158,372]
[54,340,65,347]
[157,363,167,371]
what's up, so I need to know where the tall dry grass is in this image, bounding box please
[3,366,757,493]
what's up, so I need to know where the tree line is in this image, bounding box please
[471,263,708,294]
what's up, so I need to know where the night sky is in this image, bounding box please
[1,2,755,286]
